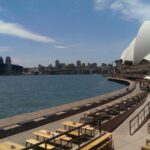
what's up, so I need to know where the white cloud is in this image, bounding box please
[54,44,78,49]
[94,0,150,22]
[94,0,109,10]
[54,45,68,49]
[0,46,13,52]
[0,20,56,43]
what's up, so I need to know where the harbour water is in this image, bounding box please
[0,75,126,119]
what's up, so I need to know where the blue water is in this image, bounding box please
[0,75,126,119]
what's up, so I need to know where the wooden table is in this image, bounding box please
[55,135,72,147]
[62,121,83,130]
[84,111,92,118]
[55,135,71,141]
[33,130,53,140]
[62,121,95,136]
[34,129,72,147]
[26,138,54,150]
[0,141,25,150]
[0,145,9,150]
[82,125,95,136]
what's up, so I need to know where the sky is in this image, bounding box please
[0,0,149,67]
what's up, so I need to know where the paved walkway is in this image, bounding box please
[113,94,150,150]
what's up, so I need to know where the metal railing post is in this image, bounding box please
[129,102,150,136]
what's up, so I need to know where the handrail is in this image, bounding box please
[129,101,150,135]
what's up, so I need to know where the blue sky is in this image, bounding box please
[0,0,149,67]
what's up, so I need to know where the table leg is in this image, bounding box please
[37,135,39,140]
[26,142,28,148]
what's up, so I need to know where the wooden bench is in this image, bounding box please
[0,141,25,150]
[56,128,82,137]
[82,125,95,136]
[141,145,150,150]
[26,138,54,150]
[97,143,107,150]
[80,133,112,150]
[97,139,113,150]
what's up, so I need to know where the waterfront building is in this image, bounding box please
[76,60,81,67]
[6,56,11,64]
[55,60,60,69]
[121,21,150,64]
[24,59,113,75]
[115,21,150,76]
[0,56,23,75]
[82,63,85,68]
[11,64,23,75]
[60,63,66,70]
[91,63,97,69]
[38,64,44,73]
[5,56,12,75]
[48,64,53,69]
[67,63,75,74]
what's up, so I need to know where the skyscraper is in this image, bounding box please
[0,57,4,64]
[76,60,81,67]
[55,60,60,69]
[5,56,12,75]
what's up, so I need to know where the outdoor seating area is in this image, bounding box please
[0,118,113,150]
[0,82,146,150]
[0,89,146,150]
[80,91,147,125]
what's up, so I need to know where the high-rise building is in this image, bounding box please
[0,56,23,75]
[82,63,86,68]
[6,56,11,65]
[0,57,4,64]
[76,60,81,67]
[5,56,12,74]
[55,60,60,69]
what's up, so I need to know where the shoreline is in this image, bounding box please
[0,74,126,119]
[0,78,133,127]
[0,78,134,128]
[0,77,143,145]
[0,78,138,139]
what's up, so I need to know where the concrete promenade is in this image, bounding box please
[0,80,140,147]
[113,93,150,150]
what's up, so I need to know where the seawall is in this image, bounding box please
[107,77,130,86]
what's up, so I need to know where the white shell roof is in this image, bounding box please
[144,53,150,61]
[120,21,150,64]
[121,38,136,62]
[134,21,150,64]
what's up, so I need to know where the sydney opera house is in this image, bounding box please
[120,21,150,65]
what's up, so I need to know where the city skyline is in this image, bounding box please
[0,0,149,67]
